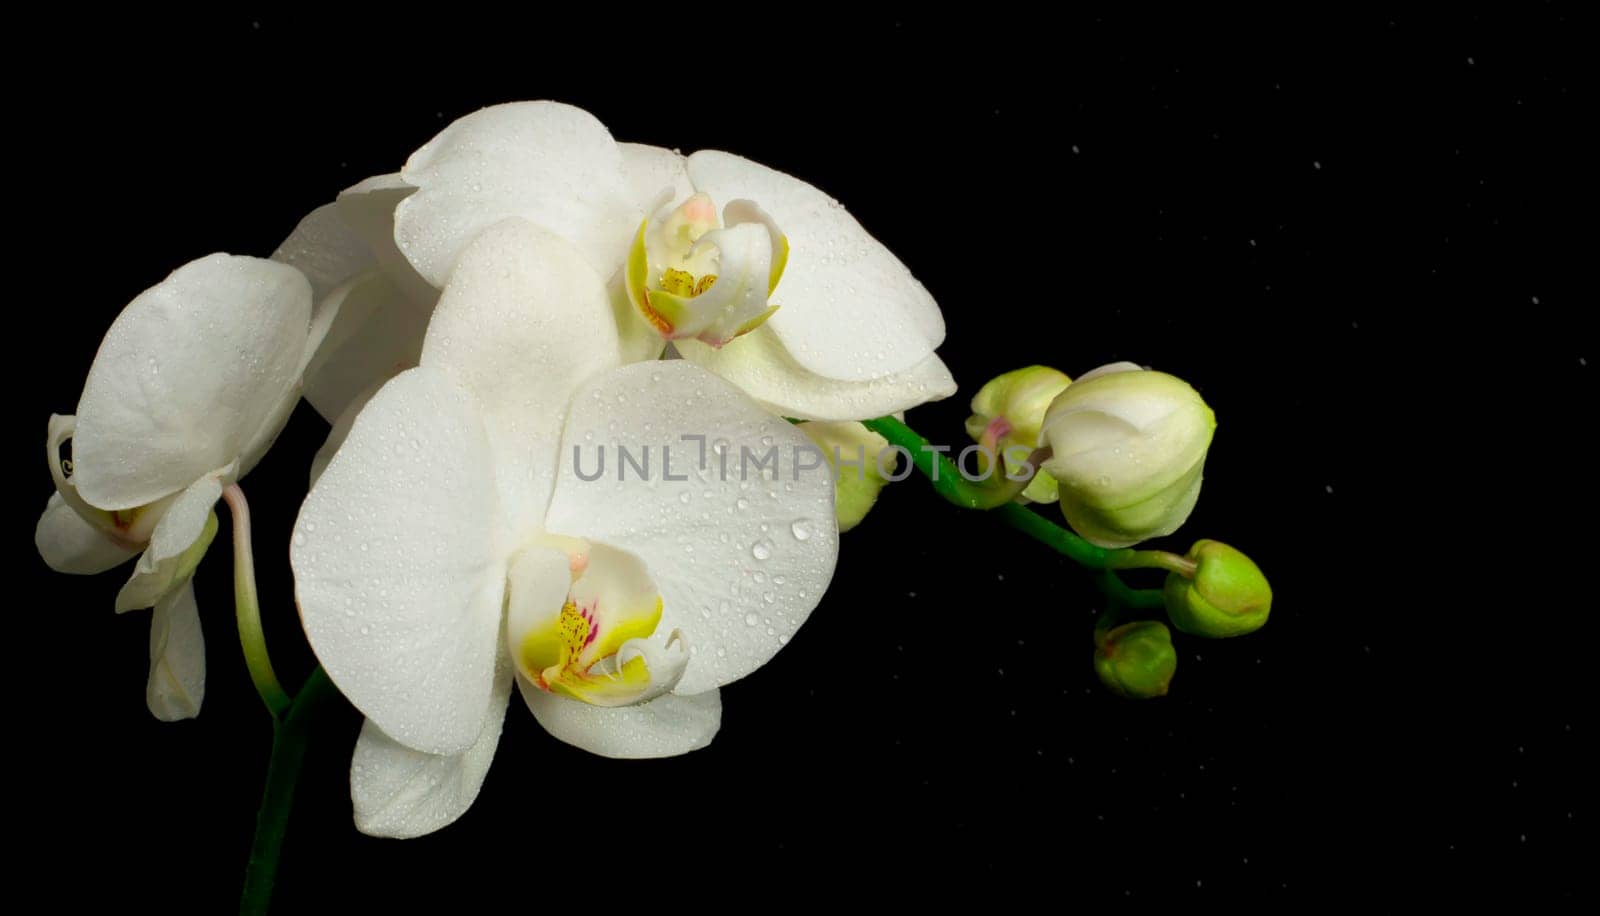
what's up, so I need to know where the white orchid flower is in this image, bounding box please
[35,254,316,719]
[376,100,954,421]
[272,174,439,424]
[292,219,838,838]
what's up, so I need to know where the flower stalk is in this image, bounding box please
[863,415,1166,608]
[240,666,338,916]
[223,483,293,718]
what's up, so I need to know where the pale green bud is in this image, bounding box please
[1163,540,1272,638]
[796,421,891,533]
[963,365,1072,503]
[1039,363,1215,548]
[1094,620,1178,699]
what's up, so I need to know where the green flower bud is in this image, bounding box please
[1163,539,1271,638]
[1039,362,1215,547]
[796,420,891,533]
[963,365,1072,503]
[1094,620,1177,699]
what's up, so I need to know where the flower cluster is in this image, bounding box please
[36,101,1271,854]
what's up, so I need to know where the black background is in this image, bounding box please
[14,11,1587,909]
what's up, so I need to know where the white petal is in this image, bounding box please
[115,473,223,613]
[73,254,312,510]
[292,367,508,756]
[336,174,439,306]
[620,142,693,213]
[308,380,381,489]
[350,646,514,838]
[679,328,957,421]
[300,272,430,423]
[271,202,375,306]
[544,361,839,694]
[36,493,138,575]
[687,150,944,380]
[518,677,721,759]
[395,101,638,287]
[146,579,205,721]
[421,219,621,533]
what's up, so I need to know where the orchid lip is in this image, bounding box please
[511,537,682,709]
[47,414,171,549]
[625,194,787,347]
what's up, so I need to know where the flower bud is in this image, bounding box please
[1094,620,1177,699]
[796,420,891,532]
[1038,363,1215,547]
[964,366,1072,503]
[1163,540,1271,638]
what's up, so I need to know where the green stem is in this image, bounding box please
[863,415,1166,609]
[222,483,293,718]
[239,667,338,916]
[1093,586,1129,646]
[1096,567,1167,610]
[1111,549,1198,578]
[861,415,1035,509]
[992,500,1117,568]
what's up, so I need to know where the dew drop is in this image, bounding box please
[744,612,760,627]
[790,518,814,541]
[751,539,773,561]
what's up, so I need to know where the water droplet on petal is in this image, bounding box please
[751,539,773,561]
[790,519,813,541]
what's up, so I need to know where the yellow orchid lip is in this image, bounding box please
[515,540,675,708]
[625,194,788,348]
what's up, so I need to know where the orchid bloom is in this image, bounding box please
[363,100,955,422]
[291,219,838,838]
[271,174,438,424]
[35,254,316,719]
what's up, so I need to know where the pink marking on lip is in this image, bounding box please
[682,194,716,224]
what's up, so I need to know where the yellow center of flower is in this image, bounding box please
[510,541,679,708]
[658,267,719,298]
[625,193,788,347]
